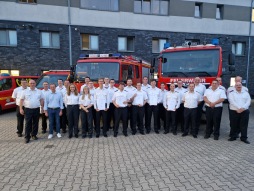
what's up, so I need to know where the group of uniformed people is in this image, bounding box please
[11,76,251,144]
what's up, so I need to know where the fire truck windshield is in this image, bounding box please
[76,62,119,81]
[161,49,220,77]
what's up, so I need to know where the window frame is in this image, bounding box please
[0,29,17,47]
[134,0,169,16]
[18,0,37,4]
[232,42,246,56]
[40,31,60,49]
[194,3,202,18]
[152,38,167,53]
[80,34,99,51]
[216,4,223,20]
[118,36,135,52]
[80,0,119,12]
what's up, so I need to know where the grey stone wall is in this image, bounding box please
[0,20,253,95]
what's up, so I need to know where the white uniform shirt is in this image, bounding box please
[56,86,67,103]
[103,84,110,89]
[79,95,94,106]
[228,90,251,110]
[89,87,96,97]
[183,91,202,108]
[94,87,110,110]
[132,89,148,106]
[41,89,51,100]
[108,86,118,103]
[175,87,187,103]
[124,86,137,100]
[163,91,181,111]
[20,88,44,109]
[158,89,168,104]
[194,83,206,96]
[204,87,227,107]
[147,87,160,106]
[141,84,151,92]
[227,85,248,97]
[112,90,128,107]
[64,93,79,105]
[12,86,29,106]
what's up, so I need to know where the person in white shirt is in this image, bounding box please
[57,79,68,133]
[163,83,180,135]
[175,80,188,133]
[131,82,148,135]
[228,82,251,144]
[157,82,168,132]
[203,80,226,140]
[88,81,96,128]
[227,76,248,138]
[141,76,151,132]
[194,77,206,135]
[12,78,28,137]
[112,82,129,137]
[94,78,110,138]
[124,78,137,133]
[44,83,63,139]
[216,77,226,93]
[182,83,202,138]
[80,76,90,94]
[147,79,160,134]
[79,86,94,139]
[103,77,110,89]
[20,80,44,143]
[65,84,80,139]
[41,81,51,134]
[107,79,118,131]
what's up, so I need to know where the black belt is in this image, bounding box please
[48,107,60,110]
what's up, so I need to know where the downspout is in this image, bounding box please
[246,0,254,87]
[68,0,72,67]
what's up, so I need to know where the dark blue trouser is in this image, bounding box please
[48,108,60,134]
[16,106,24,134]
[114,107,128,135]
[67,105,79,136]
[81,108,93,136]
[132,105,144,133]
[24,108,40,140]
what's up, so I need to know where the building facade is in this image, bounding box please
[0,0,254,95]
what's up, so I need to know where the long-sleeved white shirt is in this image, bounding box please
[163,91,180,111]
[147,87,160,106]
[94,87,110,110]
[228,90,251,110]
[64,93,79,105]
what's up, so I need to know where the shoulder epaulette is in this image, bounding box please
[124,90,128,92]
[114,90,118,92]
[229,90,234,93]
[175,91,179,93]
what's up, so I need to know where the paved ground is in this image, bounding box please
[0,103,254,191]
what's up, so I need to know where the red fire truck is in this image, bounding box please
[153,39,235,88]
[70,53,151,90]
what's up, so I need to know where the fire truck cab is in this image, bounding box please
[71,53,151,90]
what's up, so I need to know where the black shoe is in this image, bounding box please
[124,133,128,137]
[42,130,46,134]
[182,133,188,137]
[155,131,159,134]
[193,135,197,138]
[75,134,78,138]
[241,140,250,144]
[204,135,210,139]
[104,134,108,138]
[146,130,150,134]
[32,136,38,140]
[132,132,136,135]
[24,139,30,144]
[18,133,22,137]
[96,135,100,138]
[140,132,145,135]
[214,136,219,140]
[62,130,67,133]
[173,132,177,135]
[69,135,72,139]
[163,131,169,134]
[82,135,86,139]
[114,133,117,137]
[89,135,93,138]
[228,137,236,141]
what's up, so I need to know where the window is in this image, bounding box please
[0,30,17,46]
[81,34,99,50]
[152,38,166,53]
[194,3,202,18]
[40,32,60,48]
[0,78,12,91]
[80,0,118,11]
[0,70,19,76]
[134,0,169,15]
[135,65,140,78]
[232,42,245,56]
[216,5,223,19]
[19,0,36,3]
[118,37,134,52]
[252,8,254,22]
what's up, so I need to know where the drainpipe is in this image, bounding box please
[68,0,72,66]
[246,0,254,87]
